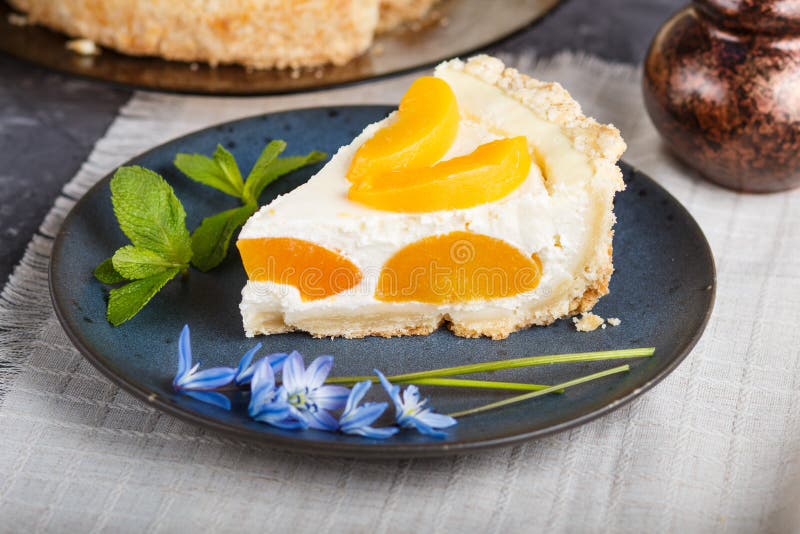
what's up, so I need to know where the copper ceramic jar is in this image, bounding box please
[643,0,800,192]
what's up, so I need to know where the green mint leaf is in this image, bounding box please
[243,150,327,203]
[112,245,185,280]
[94,258,126,284]
[110,166,193,264]
[107,268,180,326]
[190,204,257,272]
[174,153,242,198]
[241,140,286,201]
[212,145,244,197]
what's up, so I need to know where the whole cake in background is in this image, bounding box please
[8,0,440,69]
[378,0,438,31]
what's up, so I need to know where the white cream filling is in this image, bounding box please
[239,62,605,330]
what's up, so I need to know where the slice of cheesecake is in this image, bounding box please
[237,55,626,339]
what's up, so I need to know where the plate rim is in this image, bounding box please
[0,0,564,96]
[48,106,717,458]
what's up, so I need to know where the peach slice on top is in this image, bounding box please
[237,237,362,301]
[375,231,542,304]
[349,136,531,212]
[346,76,459,184]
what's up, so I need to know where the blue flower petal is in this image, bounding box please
[310,385,350,410]
[402,385,423,409]
[340,402,387,432]
[183,390,231,411]
[250,387,286,419]
[339,381,398,439]
[415,410,457,429]
[266,352,289,373]
[251,400,307,430]
[251,402,292,420]
[304,355,334,389]
[343,380,371,414]
[249,359,277,409]
[344,425,399,439]
[251,358,275,390]
[235,367,255,386]
[282,351,306,392]
[374,369,456,438]
[248,363,306,430]
[178,366,237,390]
[406,418,448,439]
[255,415,308,430]
[235,342,262,384]
[300,408,339,431]
[375,370,403,415]
[175,325,192,384]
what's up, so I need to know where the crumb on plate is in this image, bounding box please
[66,38,100,56]
[607,317,622,327]
[573,312,605,332]
[8,13,27,26]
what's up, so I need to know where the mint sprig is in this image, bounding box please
[93,258,125,284]
[107,268,181,326]
[94,140,326,325]
[95,166,193,326]
[174,142,325,271]
[188,205,255,272]
[112,245,185,279]
[110,166,193,263]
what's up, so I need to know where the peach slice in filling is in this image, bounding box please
[346,76,459,184]
[349,136,531,212]
[237,237,362,301]
[376,231,542,303]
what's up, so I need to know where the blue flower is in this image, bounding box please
[182,390,232,411]
[173,325,236,391]
[248,358,307,430]
[338,381,398,439]
[282,352,350,431]
[376,370,457,438]
[234,342,288,386]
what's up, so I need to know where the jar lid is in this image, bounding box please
[694,0,800,34]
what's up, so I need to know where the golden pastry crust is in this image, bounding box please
[453,56,627,167]
[8,0,381,69]
[377,0,439,32]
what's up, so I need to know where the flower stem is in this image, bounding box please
[447,364,630,418]
[399,377,560,392]
[325,348,654,385]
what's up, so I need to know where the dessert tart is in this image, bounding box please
[236,55,626,339]
[8,0,440,69]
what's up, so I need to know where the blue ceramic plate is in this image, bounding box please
[50,106,715,458]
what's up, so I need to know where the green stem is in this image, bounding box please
[398,377,558,392]
[325,348,654,385]
[448,364,630,418]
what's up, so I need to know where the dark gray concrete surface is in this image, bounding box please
[0,0,683,285]
[0,56,129,282]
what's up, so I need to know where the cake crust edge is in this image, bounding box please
[8,0,381,69]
